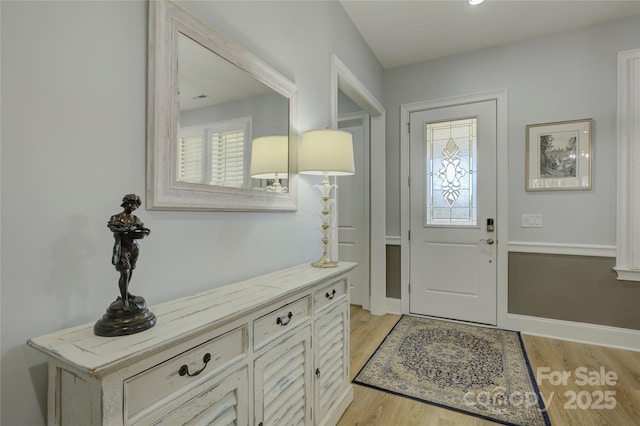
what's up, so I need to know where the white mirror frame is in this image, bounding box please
[147,0,298,211]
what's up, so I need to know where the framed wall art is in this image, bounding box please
[525,118,592,191]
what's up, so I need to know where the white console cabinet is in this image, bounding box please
[28,262,357,426]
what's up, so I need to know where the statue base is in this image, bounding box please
[94,296,156,337]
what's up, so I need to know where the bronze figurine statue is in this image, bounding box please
[94,194,156,336]
[108,194,150,310]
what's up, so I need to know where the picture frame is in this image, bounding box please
[525,118,592,191]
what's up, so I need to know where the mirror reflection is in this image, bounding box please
[147,0,297,211]
[177,33,289,191]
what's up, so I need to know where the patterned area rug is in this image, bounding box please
[353,315,551,426]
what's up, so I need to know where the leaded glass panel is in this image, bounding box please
[425,118,477,226]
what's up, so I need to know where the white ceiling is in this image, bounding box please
[339,0,640,69]
[178,33,273,111]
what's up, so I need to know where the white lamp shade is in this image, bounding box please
[299,129,355,176]
[250,135,289,179]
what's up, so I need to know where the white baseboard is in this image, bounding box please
[505,313,640,352]
[613,266,640,281]
[376,303,640,351]
[385,297,402,315]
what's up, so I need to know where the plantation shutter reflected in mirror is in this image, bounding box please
[210,129,245,187]
[178,135,204,184]
[178,120,249,188]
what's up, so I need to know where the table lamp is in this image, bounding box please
[250,135,289,192]
[299,129,354,267]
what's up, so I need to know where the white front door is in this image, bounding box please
[409,100,497,325]
[338,113,370,307]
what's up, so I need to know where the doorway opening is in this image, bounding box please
[331,55,386,314]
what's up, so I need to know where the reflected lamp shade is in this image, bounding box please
[299,129,355,176]
[250,136,289,179]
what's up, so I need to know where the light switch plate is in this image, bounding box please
[522,214,543,227]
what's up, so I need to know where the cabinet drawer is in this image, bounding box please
[313,278,347,312]
[253,297,310,350]
[124,326,246,423]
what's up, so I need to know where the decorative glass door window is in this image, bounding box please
[425,118,477,226]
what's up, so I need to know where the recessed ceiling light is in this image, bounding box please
[469,0,485,5]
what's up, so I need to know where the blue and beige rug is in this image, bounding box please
[353,315,551,426]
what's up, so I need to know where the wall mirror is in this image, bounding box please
[147,0,298,211]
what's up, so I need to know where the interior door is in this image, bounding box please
[409,100,497,325]
[338,113,370,307]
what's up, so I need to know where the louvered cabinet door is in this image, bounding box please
[313,300,349,425]
[254,326,312,426]
[152,367,249,426]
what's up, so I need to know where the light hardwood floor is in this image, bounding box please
[338,306,640,426]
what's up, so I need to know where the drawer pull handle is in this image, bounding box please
[326,289,336,299]
[179,353,211,377]
[276,311,293,326]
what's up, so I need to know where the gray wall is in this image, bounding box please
[384,15,640,244]
[0,1,383,424]
[386,245,401,299]
[180,92,289,139]
[509,253,640,330]
[338,88,364,115]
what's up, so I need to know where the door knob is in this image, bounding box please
[480,238,495,245]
